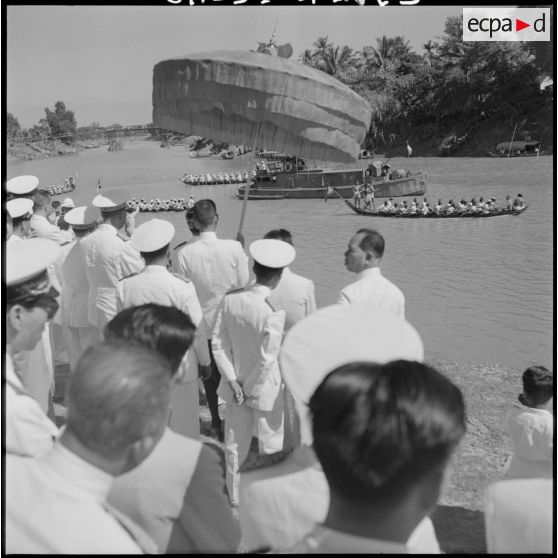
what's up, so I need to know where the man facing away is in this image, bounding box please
[6,340,172,553]
[82,189,144,330]
[5,238,61,458]
[287,359,465,553]
[338,228,405,319]
[105,304,240,553]
[212,238,295,506]
[6,197,34,242]
[175,199,250,440]
[116,218,211,439]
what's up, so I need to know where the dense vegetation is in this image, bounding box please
[300,16,553,154]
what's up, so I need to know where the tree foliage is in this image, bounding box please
[7,113,21,138]
[44,101,77,144]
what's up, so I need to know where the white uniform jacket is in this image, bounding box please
[29,214,73,245]
[338,267,405,319]
[212,284,285,412]
[116,264,211,377]
[175,231,249,337]
[5,354,58,457]
[269,267,317,332]
[6,442,152,554]
[59,239,91,328]
[82,223,144,328]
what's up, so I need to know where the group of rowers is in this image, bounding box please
[126,195,196,213]
[179,170,255,186]
[371,194,525,215]
[45,176,75,197]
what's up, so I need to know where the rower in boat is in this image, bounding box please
[379,201,389,213]
[513,194,525,209]
[421,203,430,215]
[400,201,409,214]
[435,199,442,214]
[409,201,417,215]
[352,184,363,208]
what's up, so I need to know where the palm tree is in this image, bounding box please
[364,35,412,70]
[423,40,438,67]
[299,49,314,66]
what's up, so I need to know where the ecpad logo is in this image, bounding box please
[463,8,550,42]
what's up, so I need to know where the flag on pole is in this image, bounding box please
[97,179,102,192]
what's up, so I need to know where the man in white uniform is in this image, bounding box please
[6,197,33,241]
[6,341,171,554]
[58,205,102,370]
[6,174,39,200]
[83,189,144,330]
[175,199,249,439]
[5,238,61,457]
[212,238,294,506]
[338,228,405,318]
[239,305,442,553]
[288,359,465,553]
[116,218,211,439]
[29,189,74,244]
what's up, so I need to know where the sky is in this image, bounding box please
[7,5,461,128]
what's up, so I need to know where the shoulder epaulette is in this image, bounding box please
[226,287,245,296]
[265,297,282,312]
[172,272,191,284]
[174,240,189,251]
[119,272,138,282]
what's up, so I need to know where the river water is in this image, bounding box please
[8,140,553,372]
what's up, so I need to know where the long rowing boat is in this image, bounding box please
[345,200,528,218]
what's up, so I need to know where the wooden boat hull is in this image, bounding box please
[235,193,287,200]
[344,200,529,218]
[238,173,427,200]
[488,151,545,157]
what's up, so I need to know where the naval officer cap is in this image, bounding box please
[6,238,61,307]
[280,305,424,445]
[64,205,101,230]
[92,188,130,213]
[130,219,175,253]
[7,175,39,197]
[249,238,296,268]
[6,198,34,219]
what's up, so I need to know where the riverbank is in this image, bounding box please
[53,358,518,553]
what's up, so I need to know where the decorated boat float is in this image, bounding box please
[45,177,76,196]
[180,170,255,186]
[127,198,192,213]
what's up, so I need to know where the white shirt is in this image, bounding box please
[5,353,58,457]
[240,445,440,553]
[116,264,211,373]
[29,214,73,245]
[212,284,285,410]
[6,442,149,554]
[338,267,405,319]
[504,399,553,479]
[269,267,317,332]
[82,223,144,328]
[175,231,249,336]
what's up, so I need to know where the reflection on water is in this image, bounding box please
[8,140,553,371]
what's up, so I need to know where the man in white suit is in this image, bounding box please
[212,238,295,506]
[338,228,405,318]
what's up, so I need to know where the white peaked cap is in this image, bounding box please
[280,304,424,446]
[7,198,34,219]
[92,188,130,212]
[249,238,296,268]
[64,205,101,228]
[7,175,39,195]
[6,238,62,286]
[130,219,175,252]
[61,197,75,208]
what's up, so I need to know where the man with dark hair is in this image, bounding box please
[338,228,405,318]
[288,359,465,552]
[504,365,553,479]
[83,189,144,329]
[263,228,316,332]
[175,199,249,440]
[29,189,73,244]
[105,304,241,553]
[117,218,211,439]
[5,238,61,457]
[212,238,295,506]
[6,341,172,553]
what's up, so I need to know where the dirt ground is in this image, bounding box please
[54,359,520,554]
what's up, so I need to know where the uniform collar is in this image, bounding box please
[251,283,272,296]
[43,441,114,503]
[199,231,218,241]
[143,264,168,273]
[356,267,381,280]
[98,223,118,235]
[513,398,552,415]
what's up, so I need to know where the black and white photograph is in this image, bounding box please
[4,1,554,554]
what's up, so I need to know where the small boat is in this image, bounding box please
[220,150,234,160]
[488,140,544,157]
[235,193,288,200]
[45,176,77,197]
[344,200,528,218]
[358,149,385,159]
[179,171,253,185]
